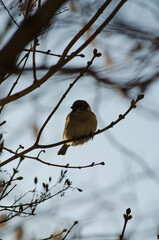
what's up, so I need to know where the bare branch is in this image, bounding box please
[41,229,67,240]
[32,38,38,82]
[23,48,85,58]
[35,49,101,144]
[62,221,78,240]
[59,0,127,63]
[59,0,112,62]
[0,0,20,27]
[0,0,67,79]
[119,208,132,240]
[0,94,144,168]
[0,0,127,106]
[24,157,105,169]
[0,120,6,126]
[0,47,31,114]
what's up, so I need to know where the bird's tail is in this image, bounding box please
[57,144,69,155]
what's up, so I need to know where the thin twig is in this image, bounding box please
[0,0,126,106]
[2,51,31,81]
[23,48,85,58]
[0,184,17,200]
[59,0,127,63]
[37,94,144,149]
[0,121,6,126]
[0,158,22,199]
[119,208,132,240]
[0,186,69,210]
[35,49,100,144]
[0,143,105,169]
[0,207,34,216]
[62,221,78,240]
[26,157,105,169]
[0,0,67,81]
[0,0,20,27]
[0,48,31,114]
[0,94,144,168]
[59,0,112,62]
[33,38,37,82]
[40,229,67,240]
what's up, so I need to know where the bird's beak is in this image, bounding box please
[71,106,73,109]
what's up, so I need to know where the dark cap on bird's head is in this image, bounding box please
[71,100,91,111]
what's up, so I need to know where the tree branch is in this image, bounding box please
[0,0,127,106]
[0,94,144,168]
[0,0,66,80]
[35,49,100,144]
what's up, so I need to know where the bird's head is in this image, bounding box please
[71,100,91,112]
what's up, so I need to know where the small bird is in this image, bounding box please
[58,100,97,155]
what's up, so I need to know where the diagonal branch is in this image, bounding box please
[59,0,112,62]
[35,49,100,144]
[37,94,144,149]
[0,46,32,114]
[0,0,127,107]
[60,0,127,62]
[0,0,66,80]
[0,94,144,168]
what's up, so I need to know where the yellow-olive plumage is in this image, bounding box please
[58,100,97,155]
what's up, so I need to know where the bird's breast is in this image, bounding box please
[63,111,97,146]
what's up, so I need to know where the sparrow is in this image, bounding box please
[58,100,97,155]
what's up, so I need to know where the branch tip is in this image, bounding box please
[79,54,85,58]
[93,48,102,57]
[93,48,98,55]
[137,94,144,101]
[100,161,105,165]
[126,207,131,215]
